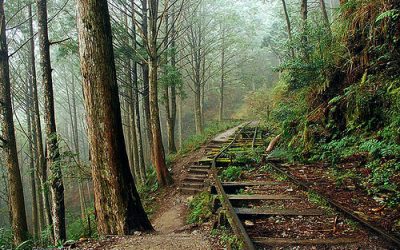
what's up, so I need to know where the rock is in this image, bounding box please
[134,231,142,236]
[244,220,255,226]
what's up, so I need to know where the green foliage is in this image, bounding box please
[364,159,400,207]
[187,192,213,224]
[376,9,399,23]
[220,166,243,181]
[233,150,261,165]
[138,168,159,216]
[315,136,358,163]
[0,228,13,250]
[66,208,97,241]
[359,139,400,158]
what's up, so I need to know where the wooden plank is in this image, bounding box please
[235,207,325,216]
[253,237,360,246]
[228,194,301,200]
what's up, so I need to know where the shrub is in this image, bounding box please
[220,166,243,181]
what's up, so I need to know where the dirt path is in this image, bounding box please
[89,125,242,250]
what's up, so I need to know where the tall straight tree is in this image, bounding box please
[281,0,295,58]
[26,72,39,238]
[219,24,225,121]
[140,0,153,157]
[36,0,65,243]
[28,3,50,232]
[130,0,146,182]
[76,0,153,234]
[0,0,28,244]
[147,0,172,186]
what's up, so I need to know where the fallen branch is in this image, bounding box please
[333,215,338,234]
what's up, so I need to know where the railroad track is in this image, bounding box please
[205,123,399,249]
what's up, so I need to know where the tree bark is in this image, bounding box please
[131,0,146,182]
[167,8,177,153]
[140,0,153,164]
[301,0,309,61]
[28,3,51,233]
[219,25,225,122]
[319,0,331,34]
[148,0,172,186]
[36,0,66,243]
[178,95,183,148]
[0,1,28,244]
[76,0,153,234]
[27,69,39,238]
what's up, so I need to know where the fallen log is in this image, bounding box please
[265,134,281,153]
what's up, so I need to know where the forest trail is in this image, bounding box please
[102,125,242,250]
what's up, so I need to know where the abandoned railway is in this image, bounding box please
[179,123,400,249]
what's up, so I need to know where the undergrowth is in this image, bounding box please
[187,191,213,224]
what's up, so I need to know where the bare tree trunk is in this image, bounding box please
[219,25,225,121]
[36,0,66,243]
[27,70,39,238]
[76,0,153,234]
[281,0,295,58]
[140,0,153,164]
[148,0,172,186]
[178,95,183,148]
[0,1,28,244]
[319,0,331,34]
[131,0,146,182]
[167,9,177,153]
[301,0,309,61]
[28,3,51,233]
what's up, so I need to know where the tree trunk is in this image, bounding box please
[140,0,153,164]
[319,0,331,34]
[131,0,146,182]
[301,0,309,61]
[76,0,153,234]
[167,8,177,153]
[36,0,66,243]
[219,25,225,121]
[148,0,172,186]
[281,0,295,58]
[178,95,183,148]
[131,0,146,183]
[27,69,39,238]
[29,3,50,233]
[0,1,28,244]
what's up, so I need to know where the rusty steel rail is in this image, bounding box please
[251,126,258,149]
[211,122,256,250]
[268,163,400,248]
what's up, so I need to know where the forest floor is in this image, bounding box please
[75,125,243,250]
